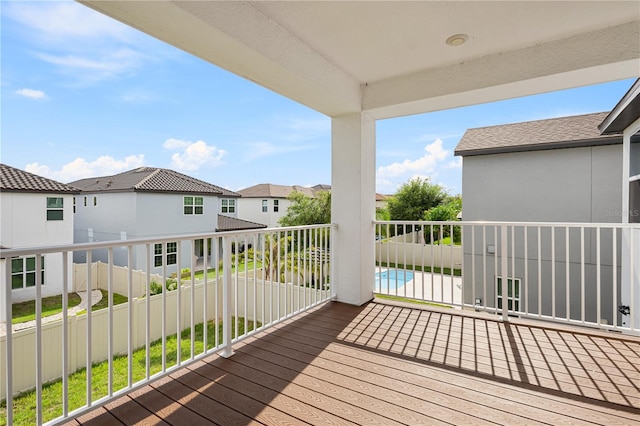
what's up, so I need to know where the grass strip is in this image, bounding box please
[0,317,258,425]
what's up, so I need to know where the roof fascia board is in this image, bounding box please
[599,78,640,134]
[364,22,640,120]
[455,135,622,157]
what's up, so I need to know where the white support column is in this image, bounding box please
[331,112,376,305]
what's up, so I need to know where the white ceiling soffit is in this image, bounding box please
[81,1,640,119]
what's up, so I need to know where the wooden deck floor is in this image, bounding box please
[68,301,640,425]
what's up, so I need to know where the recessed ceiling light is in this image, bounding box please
[445,34,468,46]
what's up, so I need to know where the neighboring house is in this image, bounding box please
[69,167,261,273]
[375,193,388,210]
[0,164,78,321]
[237,184,317,228]
[238,183,388,227]
[455,107,639,324]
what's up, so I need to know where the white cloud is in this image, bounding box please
[377,139,449,179]
[4,2,174,86]
[444,157,462,169]
[26,155,145,183]
[15,88,47,99]
[4,2,133,43]
[163,139,226,171]
[244,141,312,161]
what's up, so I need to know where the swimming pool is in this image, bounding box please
[375,269,414,291]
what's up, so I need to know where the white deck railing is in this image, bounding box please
[375,220,639,334]
[1,224,333,425]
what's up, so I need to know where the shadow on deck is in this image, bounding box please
[68,301,640,425]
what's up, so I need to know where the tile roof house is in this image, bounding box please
[238,183,389,227]
[69,167,263,272]
[237,183,328,228]
[0,164,78,320]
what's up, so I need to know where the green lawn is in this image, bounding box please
[433,236,462,246]
[193,261,263,280]
[11,290,128,324]
[0,317,258,426]
[75,290,128,316]
[11,293,82,324]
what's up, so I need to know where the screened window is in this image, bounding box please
[154,242,177,267]
[497,277,521,312]
[262,200,268,213]
[273,199,279,212]
[184,196,203,215]
[221,199,236,213]
[12,256,45,289]
[46,197,64,221]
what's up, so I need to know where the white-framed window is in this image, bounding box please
[496,277,521,312]
[221,199,236,213]
[73,197,76,214]
[46,197,64,221]
[154,242,177,267]
[274,199,279,212]
[84,196,87,207]
[11,256,45,289]
[262,199,268,213]
[184,196,203,215]
[93,196,97,206]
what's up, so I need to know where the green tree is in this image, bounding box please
[423,195,462,244]
[387,177,447,221]
[279,190,331,226]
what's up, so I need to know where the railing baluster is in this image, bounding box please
[127,246,134,387]
[500,225,508,321]
[523,226,528,315]
[551,225,556,320]
[613,229,617,328]
[221,236,234,358]
[580,227,585,324]
[4,259,13,426]
[565,226,570,321]
[204,237,210,353]
[36,253,43,425]
[85,250,92,409]
[145,244,151,379]
[108,247,114,396]
[62,251,69,417]
[597,227,602,326]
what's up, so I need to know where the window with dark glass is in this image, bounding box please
[184,196,203,215]
[46,197,64,221]
[11,256,45,289]
[221,199,235,213]
[154,242,177,267]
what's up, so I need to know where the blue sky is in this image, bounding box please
[1,1,635,196]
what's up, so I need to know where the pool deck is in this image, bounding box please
[375,267,462,305]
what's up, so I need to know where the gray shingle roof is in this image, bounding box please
[0,163,79,193]
[216,215,267,231]
[455,112,620,156]
[69,167,239,197]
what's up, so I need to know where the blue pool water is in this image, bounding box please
[375,270,414,291]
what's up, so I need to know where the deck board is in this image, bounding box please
[69,301,640,426]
